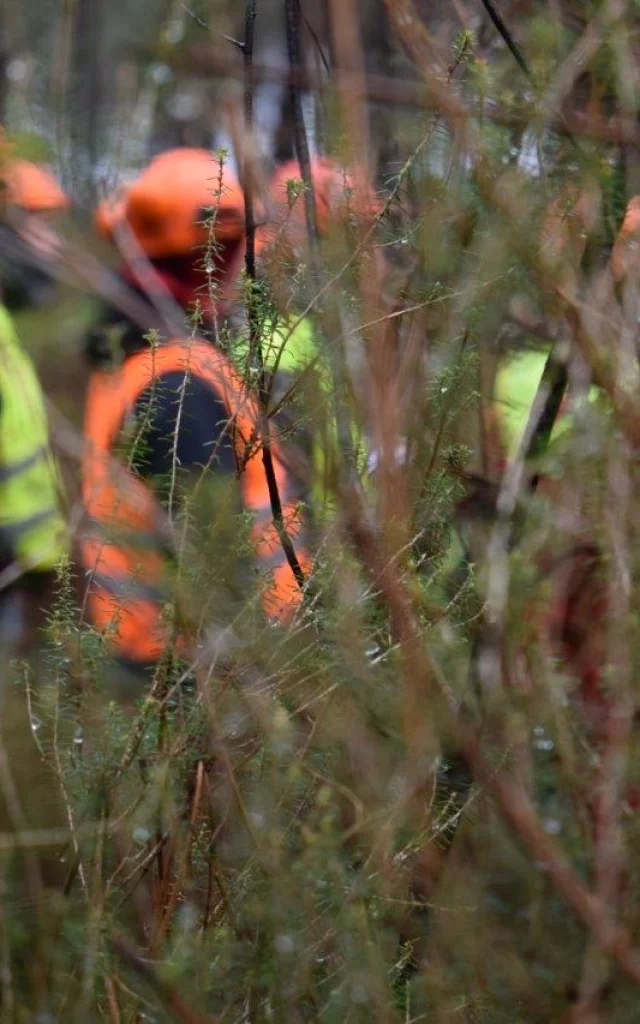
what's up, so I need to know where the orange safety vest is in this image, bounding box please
[81,338,310,663]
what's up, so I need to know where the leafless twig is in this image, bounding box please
[242,0,306,591]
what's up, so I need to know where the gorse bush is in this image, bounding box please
[3,1,640,1021]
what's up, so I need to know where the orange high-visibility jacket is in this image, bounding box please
[81,338,309,663]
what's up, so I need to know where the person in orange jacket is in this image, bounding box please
[94,148,247,325]
[84,148,310,678]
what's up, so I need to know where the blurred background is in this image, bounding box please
[1,0,577,196]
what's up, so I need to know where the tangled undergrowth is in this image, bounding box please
[4,2,640,1020]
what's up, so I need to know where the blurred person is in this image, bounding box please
[94,148,246,326]
[0,146,70,647]
[237,156,382,520]
[251,155,382,387]
[0,153,70,311]
[492,182,602,467]
[487,186,640,793]
[0,144,72,994]
[84,148,310,687]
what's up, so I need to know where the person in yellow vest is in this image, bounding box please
[489,187,637,749]
[0,147,69,643]
[0,148,72,990]
[492,182,602,465]
[239,156,381,522]
[88,149,311,682]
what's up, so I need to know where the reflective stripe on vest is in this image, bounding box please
[0,305,68,571]
[82,338,311,663]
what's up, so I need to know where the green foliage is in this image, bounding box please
[5,130,56,164]
[4,1,640,1019]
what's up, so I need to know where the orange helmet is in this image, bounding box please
[1,158,68,213]
[96,149,245,258]
[259,156,380,250]
[611,195,640,282]
[0,128,68,212]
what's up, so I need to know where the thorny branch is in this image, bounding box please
[167,47,640,147]
[339,478,640,989]
[242,0,306,591]
[180,2,245,50]
[285,0,319,247]
[381,0,444,78]
[113,935,218,1024]
[478,0,530,78]
[14,4,640,1012]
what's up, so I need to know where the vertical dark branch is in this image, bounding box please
[243,0,257,282]
[526,351,567,492]
[478,0,530,79]
[243,0,306,591]
[72,0,104,203]
[464,342,568,707]
[285,0,319,247]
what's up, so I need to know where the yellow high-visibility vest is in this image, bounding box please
[494,345,603,459]
[232,314,318,377]
[494,347,555,457]
[0,304,68,571]
[232,315,366,518]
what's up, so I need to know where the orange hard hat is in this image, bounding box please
[1,158,69,212]
[611,195,640,281]
[96,149,245,258]
[0,127,68,212]
[263,156,380,243]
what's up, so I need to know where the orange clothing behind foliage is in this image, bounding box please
[95,149,246,311]
[82,339,310,663]
[256,156,381,254]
